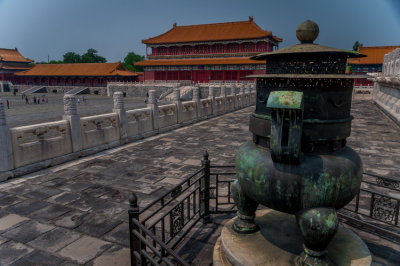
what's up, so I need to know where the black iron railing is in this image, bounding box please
[128,153,400,265]
[338,172,400,243]
[128,152,238,265]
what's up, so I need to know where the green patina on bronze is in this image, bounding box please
[252,113,272,120]
[233,20,365,266]
[267,91,304,109]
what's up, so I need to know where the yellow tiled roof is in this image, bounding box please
[135,57,264,66]
[143,20,282,44]
[0,48,32,63]
[348,46,400,65]
[16,62,139,77]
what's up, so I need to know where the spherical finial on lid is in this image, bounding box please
[296,20,319,43]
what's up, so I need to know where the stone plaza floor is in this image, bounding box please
[0,93,154,128]
[0,98,398,265]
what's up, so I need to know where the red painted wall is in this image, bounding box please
[149,40,273,56]
[147,69,259,82]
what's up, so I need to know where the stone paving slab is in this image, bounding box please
[10,250,67,266]
[58,236,112,264]
[0,100,398,265]
[88,245,130,266]
[0,240,34,265]
[2,221,54,244]
[27,227,81,253]
[0,214,30,232]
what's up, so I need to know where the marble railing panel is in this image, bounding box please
[200,99,212,117]
[226,95,235,111]
[81,113,120,149]
[11,120,72,168]
[214,96,225,114]
[181,101,197,123]
[126,107,153,137]
[158,104,178,129]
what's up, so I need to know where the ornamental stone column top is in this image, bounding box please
[113,91,125,109]
[239,84,245,94]
[173,88,181,102]
[0,99,6,126]
[220,85,226,97]
[63,95,77,116]
[209,86,215,97]
[192,86,200,101]
[148,90,157,104]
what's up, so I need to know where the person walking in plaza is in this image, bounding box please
[33,96,37,104]
[6,99,9,109]
[25,96,29,104]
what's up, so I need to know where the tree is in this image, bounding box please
[123,52,144,72]
[352,41,363,52]
[81,48,107,63]
[63,52,81,63]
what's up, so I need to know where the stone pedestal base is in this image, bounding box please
[213,209,371,266]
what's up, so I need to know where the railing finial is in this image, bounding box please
[203,150,209,161]
[129,192,138,209]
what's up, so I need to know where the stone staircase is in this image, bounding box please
[164,86,193,101]
[66,87,90,95]
[21,86,47,94]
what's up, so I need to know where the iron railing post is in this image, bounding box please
[202,151,211,223]
[129,192,140,266]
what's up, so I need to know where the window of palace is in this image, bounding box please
[256,41,266,51]
[182,46,192,54]
[243,42,255,52]
[227,43,239,52]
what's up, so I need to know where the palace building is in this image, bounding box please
[348,45,400,86]
[15,62,140,87]
[0,48,33,84]
[136,17,282,83]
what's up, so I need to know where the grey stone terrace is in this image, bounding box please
[0,99,398,265]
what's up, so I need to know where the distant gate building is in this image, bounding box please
[136,17,282,83]
[15,62,140,87]
[0,48,33,84]
[348,45,400,86]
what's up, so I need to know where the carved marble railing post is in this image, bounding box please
[250,84,256,104]
[0,100,13,173]
[113,92,127,141]
[245,84,251,106]
[233,84,238,109]
[369,48,400,126]
[106,83,112,96]
[193,85,200,119]
[239,84,245,95]
[147,90,159,131]
[246,84,251,94]
[220,85,227,112]
[208,86,215,115]
[173,88,182,123]
[63,95,83,152]
[231,85,237,109]
[238,84,245,108]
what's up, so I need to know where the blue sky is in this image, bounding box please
[0,0,399,62]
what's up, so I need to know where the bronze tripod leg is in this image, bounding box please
[296,207,338,266]
[232,180,259,234]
